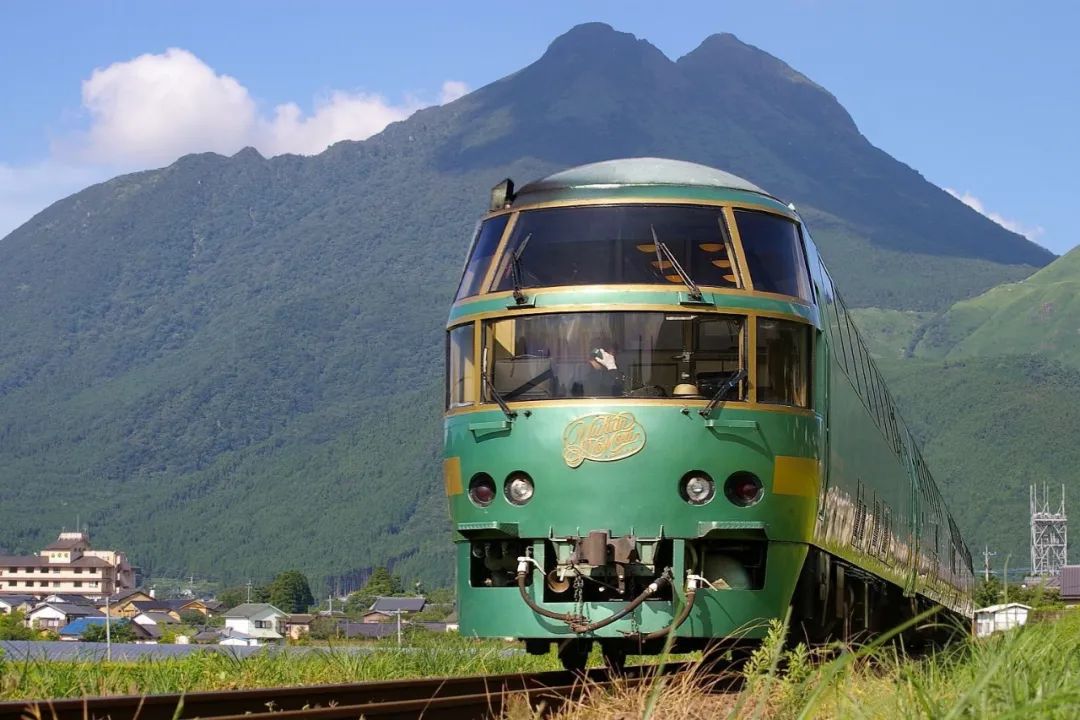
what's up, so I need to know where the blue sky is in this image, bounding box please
[0,0,1075,253]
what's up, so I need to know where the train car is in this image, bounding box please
[443,158,974,669]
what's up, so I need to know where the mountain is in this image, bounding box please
[911,246,1080,365]
[846,247,1080,573]
[0,24,1056,588]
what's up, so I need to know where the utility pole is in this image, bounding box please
[105,592,112,661]
[983,545,997,582]
[328,594,333,613]
[246,580,253,603]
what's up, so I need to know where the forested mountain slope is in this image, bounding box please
[0,23,1054,587]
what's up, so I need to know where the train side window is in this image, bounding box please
[756,319,810,407]
[735,210,812,301]
[818,264,849,374]
[455,215,510,300]
[446,324,477,408]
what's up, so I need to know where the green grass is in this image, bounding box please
[760,611,1080,719]
[533,612,1080,719]
[0,631,562,701]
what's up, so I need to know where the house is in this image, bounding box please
[222,603,286,646]
[1060,566,1080,604]
[163,598,221,617]
[27,602,104,630]
[974,603,1032,637]
[105,589,154,606]
[58,616,110,641]
[0,531,135,597]
[0,595,36,615]
[361,610,394,624]
[191,628,222,644]
[43,593,96,606]
[133,611,180,629]
[283,613,314,640]
[127,601,181,620]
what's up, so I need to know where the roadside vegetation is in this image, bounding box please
[524,610,1080,719]
[0,630,560,701]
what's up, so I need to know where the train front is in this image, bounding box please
[444,159,823,667]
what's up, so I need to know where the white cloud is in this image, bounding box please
[439,80,469,104]
[0,48,469,238]
[260,91,420,156]
[945,188,1045,241]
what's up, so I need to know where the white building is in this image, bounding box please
[974,603,1031,637]
[221,603,286,646]
[26,601,104,631]
[0,531,134,597]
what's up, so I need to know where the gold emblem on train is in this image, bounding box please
[562,412,646,468]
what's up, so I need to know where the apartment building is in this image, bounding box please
[0,531,135,598]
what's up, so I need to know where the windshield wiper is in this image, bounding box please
[482,350,517,421]
[510,233,532,306]
[651,226,704,302]
[700,369,747,417]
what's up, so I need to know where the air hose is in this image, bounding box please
[567,569,672,634]
[516,558,583,624]
[623,580,699,642]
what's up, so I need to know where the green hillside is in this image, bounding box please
[0,23,1055,589]
[876,355,1080,570]
[913,246,1080,364]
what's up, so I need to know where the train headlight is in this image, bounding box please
[724,472,763,507]
[468,473,496,507]
[680,471,715,505]
[504,472,535,505]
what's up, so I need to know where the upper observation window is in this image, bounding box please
[756,318,810,408]
[489,206,741,293]
[455,215,510,301]
[734,210,812,302]
[482,311,745,401]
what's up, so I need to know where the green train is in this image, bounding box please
[444,158,974,669]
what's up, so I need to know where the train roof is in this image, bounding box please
[515,158,773,199]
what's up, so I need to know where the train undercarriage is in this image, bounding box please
[462,534,965,670]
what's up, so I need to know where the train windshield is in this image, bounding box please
[482,312,746,401]
[489,206,742,293]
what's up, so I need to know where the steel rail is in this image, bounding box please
[0,661,694,720]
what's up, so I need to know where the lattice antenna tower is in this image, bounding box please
[1030,484,1068,577]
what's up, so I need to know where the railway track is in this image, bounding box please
[0,661,703,720]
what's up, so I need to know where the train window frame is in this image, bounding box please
[487,204,747,295]
[733,209,814,302]
[446,322,478,409]
[479,310,749,403]
[455,214,512,301]
[755,317,812,408]
[820,264,850,375]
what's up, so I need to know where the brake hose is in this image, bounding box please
[567,569,672,634]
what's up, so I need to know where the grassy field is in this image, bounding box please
[6,614,1080,718]
[534,611,1080,719]
[0,631,561,701]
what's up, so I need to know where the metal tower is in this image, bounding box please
[1030,484,1068,578]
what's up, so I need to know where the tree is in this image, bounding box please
[344,567,403,617]
[218,585,270,608]
[308,616,340,640]
[217,587,246,610]
[268,570,315,613]
[179,609,207,625]
[974,577,1003,608]
[82,620,136,643]
[0,611,34,640]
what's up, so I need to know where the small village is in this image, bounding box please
[0,531,456,647]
